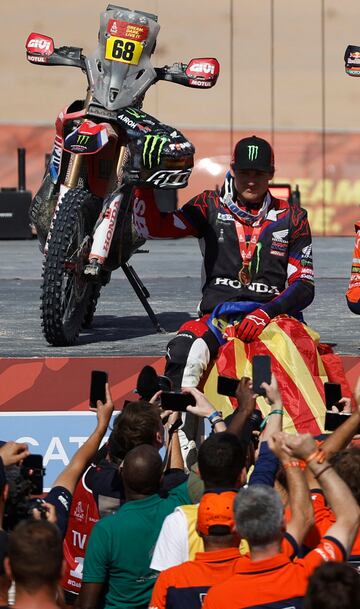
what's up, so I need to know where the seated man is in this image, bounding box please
[134,135,314,389]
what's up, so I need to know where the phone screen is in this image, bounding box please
[252,355,271,397]
[21,454,44,495]
[324,382,342,409]
[90,370,108,408]
[160,391,196,412]
[217,376,239,397]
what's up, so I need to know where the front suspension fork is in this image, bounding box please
[86,145,129,268]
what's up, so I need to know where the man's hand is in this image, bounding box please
[331,397,352,413]
[235,377,256,415]
[0,441,29,466]
[268,431,293,464]
[183,387,218,419]
[90,383,114,432]
[261,374,282,407]
[32,501,57,524]
[235,309,270,342]
[281,432,317,461]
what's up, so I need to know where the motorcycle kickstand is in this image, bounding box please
[121,262,166,334]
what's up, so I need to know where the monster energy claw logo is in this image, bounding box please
[143,135,168,169]
[248,145,258,161]
[77,135,90,145]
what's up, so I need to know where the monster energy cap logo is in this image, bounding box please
[143,135,168,168]
[248,145,259,161]
[77,135,90,145]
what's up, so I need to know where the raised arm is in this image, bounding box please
[53,383,114,494]
[269,431,314,547]
[306,379,360,490]
[283,432,360,555]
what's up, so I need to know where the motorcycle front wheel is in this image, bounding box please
[41,188,102,346]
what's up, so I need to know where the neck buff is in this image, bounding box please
[220,171,271,226]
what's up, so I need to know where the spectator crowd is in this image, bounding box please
[1,367,360,609]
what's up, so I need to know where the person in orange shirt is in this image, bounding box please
[203,431,360,609]
[346,221,360,314]
[149,490,241,609]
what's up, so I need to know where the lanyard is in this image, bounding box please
[234,221,263,285]
[235,222,262,267]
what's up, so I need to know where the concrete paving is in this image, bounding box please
[0,236,358,358]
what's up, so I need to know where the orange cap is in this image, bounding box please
[197,491,236,536]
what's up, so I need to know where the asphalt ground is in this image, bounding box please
[0,237,358,358]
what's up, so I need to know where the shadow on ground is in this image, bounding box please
[76,311,193,344]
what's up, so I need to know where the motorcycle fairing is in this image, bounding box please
[63,121,117,155]
[86,5,160,110]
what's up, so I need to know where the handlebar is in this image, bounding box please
[26,33,219,90]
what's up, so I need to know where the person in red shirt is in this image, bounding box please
[203,431,360,609]
[149,490,241,609]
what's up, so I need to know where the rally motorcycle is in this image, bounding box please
[26,4,219,346]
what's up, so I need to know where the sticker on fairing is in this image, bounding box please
[107,20,149,41]
[105,36,144,65]
[105,20,149,65]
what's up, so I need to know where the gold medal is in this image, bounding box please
[239,265,251,286]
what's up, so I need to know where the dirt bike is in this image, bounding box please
[26,4,219,346]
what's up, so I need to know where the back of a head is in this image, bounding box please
[122,444,163,496]
[107,401,162,462]
[304,562,360,609]
[198,432,246,489]
[234,485,284,547]
[330,447,360,506]
[8,519,62,592]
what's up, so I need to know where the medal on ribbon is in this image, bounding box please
[239,264,251,286]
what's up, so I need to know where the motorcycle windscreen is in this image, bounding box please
[86,6,160,110]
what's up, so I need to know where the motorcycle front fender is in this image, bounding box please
[63,120,118,155]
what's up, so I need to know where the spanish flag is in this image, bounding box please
[203,315,352,434]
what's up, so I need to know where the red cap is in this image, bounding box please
[197,491,236,536]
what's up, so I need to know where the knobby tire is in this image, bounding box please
[41,188,101,346]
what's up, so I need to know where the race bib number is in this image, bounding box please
[105,36,143,65]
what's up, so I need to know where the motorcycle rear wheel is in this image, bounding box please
[41,188,102,346]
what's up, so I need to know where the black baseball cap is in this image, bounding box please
[232,136,275,173]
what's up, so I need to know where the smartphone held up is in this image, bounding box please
[160,391,196,412]
[252,355,271,397]
[89,370,108,408]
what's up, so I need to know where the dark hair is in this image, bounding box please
[3,465,32,531]
[8,520,62,591]
[107,401,162,462]
[122,444,163,495]
[304,562,360,609]
[329,447,360,506]
[198,432,246,488]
